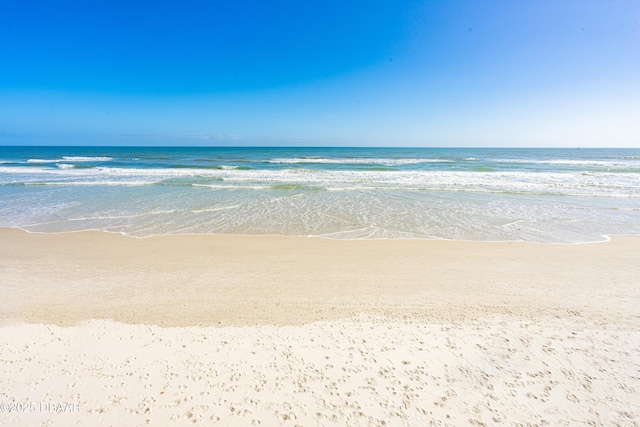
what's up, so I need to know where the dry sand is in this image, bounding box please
[0,228,639,426]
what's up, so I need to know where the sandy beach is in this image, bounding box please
[1,228,639,426]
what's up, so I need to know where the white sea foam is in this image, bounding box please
[63,156,113,161]
[2,166,640,197]
[26,159,60,163]
[27,156,112,163]
[268,157,451,165]
[491,158,640,168]
[21,180,157,186]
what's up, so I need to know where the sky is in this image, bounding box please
[0,0,638,147]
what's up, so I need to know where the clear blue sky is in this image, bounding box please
[1,0,638,147]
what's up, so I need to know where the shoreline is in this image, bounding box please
[9,225,638,245]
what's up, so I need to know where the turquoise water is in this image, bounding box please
[1,146,639,242]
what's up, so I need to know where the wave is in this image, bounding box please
[55,163,95,170]
[220,165,252,170]
[63,156,113,162]
[491,158,640,167]
[12,180,157,186]
[268,157,452,165]
[162,164,253,171]
[269,184,325,191]
[1,166,639,197]
[156,177,224,186]
[3,165,639,181]
[26,159,61,163]
[27,156,113,163]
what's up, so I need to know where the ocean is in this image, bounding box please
[0,146,639,243]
